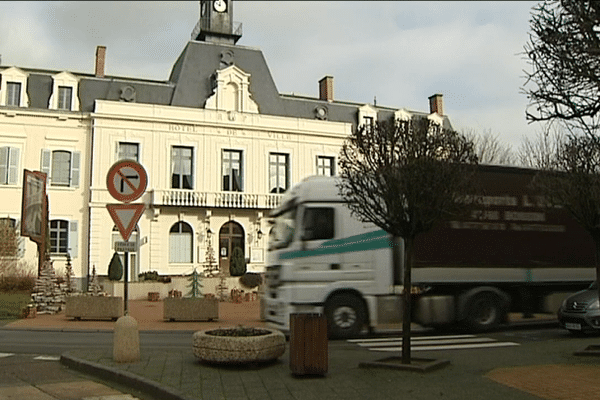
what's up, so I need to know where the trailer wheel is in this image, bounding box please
[464,292,505,332]
[324,294,367,339]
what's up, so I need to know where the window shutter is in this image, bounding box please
[8,147,19,185]
[70,151,80,187]
[69,220,78,258]
[41,149,51,178]
[0,147,8,184]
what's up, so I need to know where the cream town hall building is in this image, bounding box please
[0,0,452,289]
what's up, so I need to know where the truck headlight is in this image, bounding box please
[588,299,600,310]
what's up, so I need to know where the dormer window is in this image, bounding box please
[358,104,377,129]
[427,112,444,126]
[204,65,259,113]
[394,108,412,122]
[6,82,21,106]
[49,72,79,111]
[0,67,28,107]
[57,86,73,110]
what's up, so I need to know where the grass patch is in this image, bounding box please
[0,292,31,320]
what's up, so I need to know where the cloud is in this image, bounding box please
[0,0,542,149]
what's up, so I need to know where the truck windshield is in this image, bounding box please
[269,207,296,250]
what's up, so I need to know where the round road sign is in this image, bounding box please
[106,160,148,203]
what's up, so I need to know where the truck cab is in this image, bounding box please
[263,176,399,338]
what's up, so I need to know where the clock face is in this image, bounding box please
[214,0,227,13]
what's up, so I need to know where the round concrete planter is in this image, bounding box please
[193,327,285,364]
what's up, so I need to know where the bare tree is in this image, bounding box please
[523,0,600,302]
[338,117,478,364]
[462,128,514,165]
[517,123,565,169]
[531,134,600,301]
[522,0,600,135]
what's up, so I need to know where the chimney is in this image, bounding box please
[95,45,106,78]
[319,76,334,102]
[428,93,443,115]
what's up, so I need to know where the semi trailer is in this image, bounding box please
[262,165,597,338]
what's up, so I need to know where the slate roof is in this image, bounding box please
[3,39,453,131]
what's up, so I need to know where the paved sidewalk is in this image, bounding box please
[0,352,144,400]
[60,332,600,400]
[3,300,600,400]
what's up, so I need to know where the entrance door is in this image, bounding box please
[112,226,139,281]
[219,221,244,276]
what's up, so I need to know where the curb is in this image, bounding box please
[60,352,195,400]
[505,319,558,331]
[0,326,198,335]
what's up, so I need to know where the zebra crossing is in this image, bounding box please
[0,352,60,361]
[348,334,520,352]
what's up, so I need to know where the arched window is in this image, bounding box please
[170,221,193,263]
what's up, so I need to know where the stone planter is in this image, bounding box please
[163,297,218,322]
[65,296,123,321]
[193,327,286,364]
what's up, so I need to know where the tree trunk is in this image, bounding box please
[594,236,600,304]
[401,236,414,364]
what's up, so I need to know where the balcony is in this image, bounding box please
[150,189,282,209]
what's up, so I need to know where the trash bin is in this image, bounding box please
[289,313,328,376]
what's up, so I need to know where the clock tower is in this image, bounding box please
[192,0,242,44]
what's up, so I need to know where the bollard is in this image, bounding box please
[113,315,140,363]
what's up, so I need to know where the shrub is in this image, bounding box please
[108,252,123,281]
[0,275,35,292]
[139,271,159,281]
[229,247,246,277]
[239,272,262,289]
[138,271,171,283]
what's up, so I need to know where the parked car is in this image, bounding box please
[558,281,600,334]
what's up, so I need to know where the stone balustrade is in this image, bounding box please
[150,189,282,209]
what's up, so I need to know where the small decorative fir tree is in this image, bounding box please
[216,268,228,302]
[187,268,203,298]
[64,253,75,294]
[88,265,102,296]
[203,241,219,278]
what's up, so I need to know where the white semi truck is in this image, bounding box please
[262,165,597,338]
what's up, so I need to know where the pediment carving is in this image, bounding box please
[205,65,259,113]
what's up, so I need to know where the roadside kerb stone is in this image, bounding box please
[60,352,193,400]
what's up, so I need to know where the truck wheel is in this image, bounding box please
[324,294,367,339]
[464,292,505,332]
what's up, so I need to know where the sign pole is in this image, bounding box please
[124,249,129,315]
[106,160,147,364]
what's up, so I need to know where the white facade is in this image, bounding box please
[89,98,350,279]
[0,87,89,280]
[0,3,448,286]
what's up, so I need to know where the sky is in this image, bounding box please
[0,1,542,151]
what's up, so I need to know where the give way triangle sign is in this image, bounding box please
[106,204,145,242]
